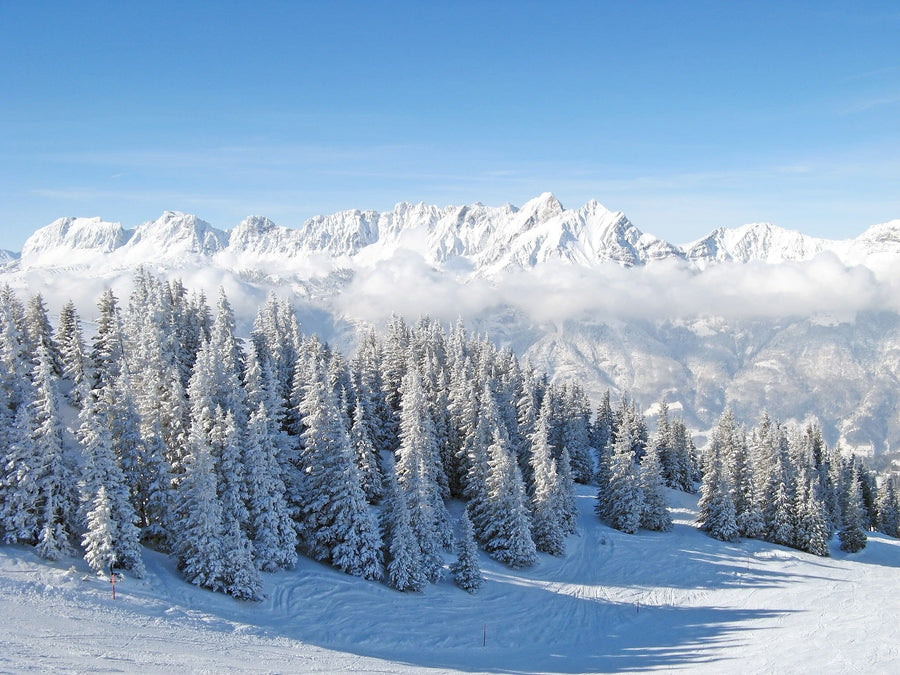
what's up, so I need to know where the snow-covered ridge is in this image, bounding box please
[13,195,900,275]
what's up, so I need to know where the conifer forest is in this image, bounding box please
[1,272,898,600]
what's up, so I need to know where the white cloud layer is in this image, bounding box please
[4,250,899,339]
[332,252,898,327]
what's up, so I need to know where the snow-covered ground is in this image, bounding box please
[2,487,898,674]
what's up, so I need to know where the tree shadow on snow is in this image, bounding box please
[232,556,801,675]
[829,533,900,569]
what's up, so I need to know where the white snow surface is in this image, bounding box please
[2,487,898,674]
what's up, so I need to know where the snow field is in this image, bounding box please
[2,485,898,674]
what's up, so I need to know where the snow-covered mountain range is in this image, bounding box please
[4,194,900,461]
[12,192,900,273]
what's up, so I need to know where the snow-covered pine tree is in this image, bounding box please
[875,477,900,538]
[697,450,739,542]
[767,481,796,547]
[514,366,539,487]
[447,354,477,498]
[396,359,452,581]
[209,289,247,421]
[639,443,672,532]
[529,405,566,556]
[614,393,648,461]
[560,384,594,483]
[713,409,763,539]
[794,478,830,557]
[77,388,145,577]
[653,399,675,487]
[0,287,34,532]
[381,313,410,445]
[55,300,88,405]
[450,507,483,593]
[349,396,384,504]
[555,447,578,535]
[602,426,645,534]
[297,365,383,579]
[126,277,190,482]
[31,343,77,560]
[481,426,536,567]
[839,464,868,553]
[351,326,392,455]
[89,289,124,392]
[172,414,225,592]
[590,390,614,464]
[0,405,40,544]
[382,469,426,592]
[243,401,298,572]
[214,409,261,600]
[24,293,62,375]
[594,435,614,512]
[81,486,118,577]
[101,370,171,546]
[670,418,696,492]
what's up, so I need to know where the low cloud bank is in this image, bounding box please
[334,251,896,325]
[4,249,899,336]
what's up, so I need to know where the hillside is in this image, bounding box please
[1,486,897,673]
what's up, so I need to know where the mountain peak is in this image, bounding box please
[521,192,564,219]
[684,221,829,265]
[21,216,127,265]
[126,211,227,259]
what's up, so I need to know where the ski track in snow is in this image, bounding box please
[2,486,899,674]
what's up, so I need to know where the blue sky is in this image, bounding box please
[1,1,899,251]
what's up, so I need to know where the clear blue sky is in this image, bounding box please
[2,1,899,251]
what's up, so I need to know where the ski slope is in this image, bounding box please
[1,487,898,673]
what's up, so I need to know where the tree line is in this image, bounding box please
[1,272,896,599]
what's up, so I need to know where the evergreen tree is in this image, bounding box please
[481,427,536,567]
[172,420,225,592]
[244,402,297,572]
[81,486,118,577]
[555,447,578,535]
[349,397,384,504]
[296,366,383,579]
[639,444,672,532]
[875,477,900,538]
[670,419,697,492]
[590,390,614,461]
[89,289,124,391]
[55,300,89,405]
[215,409,261,600]
[602,428,645,534]
[561,384,594,483]
[450,508,483,593]
[395,360,452,580]
[1,406,40,544]
[24,293,62,375]
[31,344,77,560]
[794,478,830,557]
[102,371,170,545]
[77,389,145,577]
[839,466,868,553]
[382,470,426,592]
[698,451,739,542]
[529,404,566,555]
[766,481,795,547]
